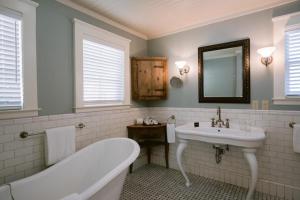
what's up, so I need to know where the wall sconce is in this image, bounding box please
[175,61,190,75]
[170,61,189,88]
[257,47,276,67]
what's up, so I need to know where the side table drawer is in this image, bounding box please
[128,127,165,140]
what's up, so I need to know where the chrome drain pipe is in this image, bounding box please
[213,145,229,164]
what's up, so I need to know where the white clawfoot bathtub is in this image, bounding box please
[0,137,140,200]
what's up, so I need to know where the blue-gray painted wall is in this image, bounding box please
[147,1,300,110]
[34,0,147,115]
[33,1,300,115]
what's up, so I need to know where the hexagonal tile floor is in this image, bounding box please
[120,164,281,200]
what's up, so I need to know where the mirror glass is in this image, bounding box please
[203,47,243,97]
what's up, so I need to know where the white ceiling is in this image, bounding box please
[69,0,296,39]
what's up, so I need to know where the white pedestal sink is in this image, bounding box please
[176,122,265,200]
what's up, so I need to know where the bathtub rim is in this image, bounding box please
[9,137,140,200]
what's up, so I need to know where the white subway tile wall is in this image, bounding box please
[0,107,300,200]
[0,108,147,185]
[147,107,300,200]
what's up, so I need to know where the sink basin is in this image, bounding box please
[176,122,265,148]
[175,122,265,200]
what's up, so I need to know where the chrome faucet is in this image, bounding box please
[211,106,230,128]
[216,106,224,127]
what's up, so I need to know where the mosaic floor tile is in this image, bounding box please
[121,164,282,200]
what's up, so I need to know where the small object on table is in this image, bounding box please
[127,123,169,173]
[143,117,159,126]
[135,118,144,125]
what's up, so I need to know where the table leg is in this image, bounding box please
[129,163,133,173]
[147,147,151,164]
[165,143,169,168]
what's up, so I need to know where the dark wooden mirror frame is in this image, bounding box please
[198,39,250,103]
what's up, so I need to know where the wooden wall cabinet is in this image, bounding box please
[131,57,168,100]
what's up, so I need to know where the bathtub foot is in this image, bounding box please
[243,149,258,200]
[176,139,191,187]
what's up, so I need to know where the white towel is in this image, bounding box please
[167,123,176,143]
[45,126,76,166]
[61,194,82,200]
[293,124,300,153]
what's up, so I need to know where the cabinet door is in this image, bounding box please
[137,61,152,97]
[151,60,165,96]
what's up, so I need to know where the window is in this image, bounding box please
[285,27,300,96]
[83,39,125,104]
[272,13,300,105]
[0,0,38,119]
[0,13,22,109]
[74,19,131,112]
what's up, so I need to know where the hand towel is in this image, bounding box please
[61,194,82,200]
[45,126,76,166]
[167,123,176,143]
[293,124,300,153]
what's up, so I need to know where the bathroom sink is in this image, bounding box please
[175,122,265,200]
[176,122,265,148]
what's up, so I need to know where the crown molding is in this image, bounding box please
[20,0,39,7]
[148,0,297,39]
[56,0,148,40]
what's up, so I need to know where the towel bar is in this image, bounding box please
[19,123,86,139]
[289,122,296,128]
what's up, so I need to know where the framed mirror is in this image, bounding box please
[198,39,250,103]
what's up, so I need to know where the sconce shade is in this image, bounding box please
[257,47,276,57]
[175,60,190,75]
[175,61,186,69]
[257,47,275,67]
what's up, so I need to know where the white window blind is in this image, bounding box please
[0,13,22,109]
[82,39,125,104]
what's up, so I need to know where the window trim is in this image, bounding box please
[74,19,131,113]
[272,11,300,105]
[0,0,39,119]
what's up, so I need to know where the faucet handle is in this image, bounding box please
[211,118,215,127]
[225,119,230,128]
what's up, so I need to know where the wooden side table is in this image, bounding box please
[127,123,169,173]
